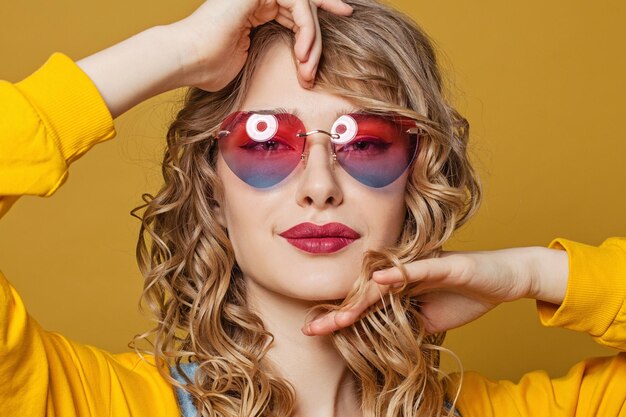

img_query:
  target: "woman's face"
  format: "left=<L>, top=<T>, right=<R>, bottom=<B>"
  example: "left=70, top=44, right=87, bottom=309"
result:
left=215, top=40, right=409, bottom=302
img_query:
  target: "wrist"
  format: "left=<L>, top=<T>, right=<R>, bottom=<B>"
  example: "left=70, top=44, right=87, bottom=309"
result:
left=162, top=13, right=221, bottom=90
left=142, top=25, right=188, bottom=91
left=528, top=246, right=569, bottom=305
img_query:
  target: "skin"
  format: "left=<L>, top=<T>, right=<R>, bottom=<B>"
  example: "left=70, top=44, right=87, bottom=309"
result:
left=213, top=40, right=408, bottom=416
left=77, top=0, right=354, bottom=117
left=305, top=246, right=569, bottom=336
left=215, top=40, right=408, bottom=302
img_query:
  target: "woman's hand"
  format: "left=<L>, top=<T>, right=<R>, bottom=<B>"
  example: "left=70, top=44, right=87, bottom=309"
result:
left=77, top=0, right=353, bottom=118
left=171, top=0, right=353, bottom=91
left=302, top=247, right=569, bottom=336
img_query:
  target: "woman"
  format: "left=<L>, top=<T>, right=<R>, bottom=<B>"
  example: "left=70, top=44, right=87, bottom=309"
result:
left=1, top=0, right=624, bottom=416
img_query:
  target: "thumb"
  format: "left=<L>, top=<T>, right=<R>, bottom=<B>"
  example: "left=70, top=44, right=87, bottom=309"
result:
left=418, top=291, right=490, bottom=334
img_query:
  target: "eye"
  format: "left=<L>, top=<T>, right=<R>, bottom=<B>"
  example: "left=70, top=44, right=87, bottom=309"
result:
left=246, top=114, right=278, bottom=142
left=337, top=136, right=391, bottom=154
left=331, top=115, right=358, bottom=144
left=241, top=139, right=293, bottom=152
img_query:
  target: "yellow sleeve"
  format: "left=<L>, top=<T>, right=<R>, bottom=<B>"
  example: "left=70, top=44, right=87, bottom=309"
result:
left=448, top=237, right=626, bottom=417
left=0, top=55, right=179, bottom=416
left=0, top=52, right=115, bottom=219
left=539, top=237, right=626, bottom=350
left=451, top=354, right=626, bottom=417
left=0, top=271, right=180, bottom=416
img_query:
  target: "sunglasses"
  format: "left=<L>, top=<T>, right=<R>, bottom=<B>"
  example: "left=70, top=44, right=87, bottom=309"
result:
left=215, top=111, right=422, bottom=188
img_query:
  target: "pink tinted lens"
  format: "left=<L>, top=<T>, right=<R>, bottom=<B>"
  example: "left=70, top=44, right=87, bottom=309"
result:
left=217, top=112, right=305, bottom=188
left=217, top=112, right=418, bottom=188
left=334, top=114, right=418, bottom=187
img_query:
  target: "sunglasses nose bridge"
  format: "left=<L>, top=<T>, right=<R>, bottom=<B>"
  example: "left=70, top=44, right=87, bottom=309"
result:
left=297, top=129, right=340, bottom=140
left=297, top=130, right=338, bottom=167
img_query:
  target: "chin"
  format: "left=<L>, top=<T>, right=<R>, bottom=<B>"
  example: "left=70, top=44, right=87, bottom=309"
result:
left=280, top=272, right=358, bottom=302
left=240, top=253, right=365, bottom=302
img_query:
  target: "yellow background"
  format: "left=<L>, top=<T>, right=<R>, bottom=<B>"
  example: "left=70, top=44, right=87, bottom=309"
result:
left=1, top=0, right=625, bottom=381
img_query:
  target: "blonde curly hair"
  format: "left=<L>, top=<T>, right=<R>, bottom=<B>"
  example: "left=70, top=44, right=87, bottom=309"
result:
left=131, top=1, right=481, bottom=416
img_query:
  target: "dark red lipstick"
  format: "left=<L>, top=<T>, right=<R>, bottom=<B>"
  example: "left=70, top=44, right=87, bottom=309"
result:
left=278, top=222, right=361, bottom=254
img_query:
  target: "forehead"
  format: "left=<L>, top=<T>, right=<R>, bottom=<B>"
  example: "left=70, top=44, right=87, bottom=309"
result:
left=240, top=40, right=358, bottom=123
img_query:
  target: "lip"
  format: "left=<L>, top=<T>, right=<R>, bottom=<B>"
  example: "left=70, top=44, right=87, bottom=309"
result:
left=278, top=222, right=361, bottom=254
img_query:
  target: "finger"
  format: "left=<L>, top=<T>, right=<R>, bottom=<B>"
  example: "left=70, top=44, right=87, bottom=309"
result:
left=291, top=2, right=321, bottom=88
left=278, top=6, right=293, bottom=18
left=274, top=14, right=296, bottom=31
left=372, top=257, right=455, bottom=287
left=285, top=0, right=317, bottom=63
left=312, top=0, right=354, bottom=15
left=298, top=2, right=322, bottom=83
left=302, top=280, right=390, bottom=336
left=301, top=310, right=344, bottom=336
left=276, top=7, right=296, bottom=27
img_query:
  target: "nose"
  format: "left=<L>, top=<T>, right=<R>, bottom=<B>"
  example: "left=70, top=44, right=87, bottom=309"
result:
left=295, top=133, right=343, bottom=209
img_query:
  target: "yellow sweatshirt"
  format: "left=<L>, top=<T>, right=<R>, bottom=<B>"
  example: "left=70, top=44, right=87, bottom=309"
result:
left=1, top=53, right=625, bottom=417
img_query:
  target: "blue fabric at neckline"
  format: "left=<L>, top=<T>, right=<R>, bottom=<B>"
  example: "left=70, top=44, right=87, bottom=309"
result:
left=170, top=363, right=199, bottom=417
left=169, top=362, right=460, bottom=417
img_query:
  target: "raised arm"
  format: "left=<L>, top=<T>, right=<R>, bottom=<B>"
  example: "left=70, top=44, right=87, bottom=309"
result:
left=305, top=237, right=626, bottom=348
left=304, top=237, right=626, bottom=416
left=446, top=238, right=626, bottom=417
left=76, top=0, right=354, bottom=118
left=0, top=0, right=354, bottom=217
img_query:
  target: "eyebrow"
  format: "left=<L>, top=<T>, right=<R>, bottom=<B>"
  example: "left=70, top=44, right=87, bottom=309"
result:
left=245, top=107, right=363, bottom=119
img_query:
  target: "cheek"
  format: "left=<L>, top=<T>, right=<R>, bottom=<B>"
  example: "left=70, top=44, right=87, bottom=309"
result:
left=359, top=178, right=409, bottom=247
left=216, top=155, right=255, bottom=257
left=216, top=154, right=283, bottom=278
left=216, top=153, right=262, bottom=228
left=219, top=187, right=270, bottom=284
